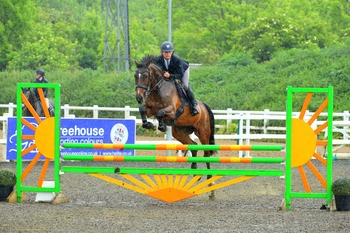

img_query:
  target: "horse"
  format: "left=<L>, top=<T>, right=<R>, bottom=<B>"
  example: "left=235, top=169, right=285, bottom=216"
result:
left=134, top=55, right=217, bottom=199
left=21, top=88, right=55, bottom=117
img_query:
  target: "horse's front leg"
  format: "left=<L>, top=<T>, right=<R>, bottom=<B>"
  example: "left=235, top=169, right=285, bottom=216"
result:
left=156, top=106, right=175, bottom=119
left=157, top=118, right=166, bottom=132
left=139, top=105, right=154, bottom=130
left=156, top=106, right=175, bottom=132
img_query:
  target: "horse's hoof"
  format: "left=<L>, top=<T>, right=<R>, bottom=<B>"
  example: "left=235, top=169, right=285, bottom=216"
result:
left=143, top=122, right=154, bottom=130
left=209, top=192, right=216, bottom=200
left=158, top=125, right=166, bottom=132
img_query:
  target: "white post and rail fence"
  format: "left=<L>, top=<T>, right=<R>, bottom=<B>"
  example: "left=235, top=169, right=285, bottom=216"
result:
left=1, top=103, right=350, bottom=161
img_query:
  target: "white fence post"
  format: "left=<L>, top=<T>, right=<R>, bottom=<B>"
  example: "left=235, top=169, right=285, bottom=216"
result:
left=125, top=106, right=130, bottom=119
left=264, top=109, right=269, bottom=134
left=245, top=113, right=251, bottom=157
left=227, top=108, right=232, bottom=126
left=344, top=111, right=349, bottom=140
left=63, top=104, right=70, bottom=118
left=93, top=105, right=98, bottom=118
left=238, top=113, right=244, bottom=157
left=1, top=114, right=8, bottom=161
left=8, top=103, right=15, bottom=116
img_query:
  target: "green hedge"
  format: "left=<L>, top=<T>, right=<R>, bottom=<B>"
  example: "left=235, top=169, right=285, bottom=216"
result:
left=1, top=42, right=350, bottom=119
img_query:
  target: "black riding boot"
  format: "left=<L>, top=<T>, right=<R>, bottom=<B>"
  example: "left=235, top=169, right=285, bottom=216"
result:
left=186, top=87, right=199, bottom=116
left=48, top=105, right=54, bottom=116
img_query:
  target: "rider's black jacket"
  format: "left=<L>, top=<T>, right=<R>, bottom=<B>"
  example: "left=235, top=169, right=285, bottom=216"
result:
left=33, top=77, right=49, bottom=98
left=154, top=54, right=189, bottom=81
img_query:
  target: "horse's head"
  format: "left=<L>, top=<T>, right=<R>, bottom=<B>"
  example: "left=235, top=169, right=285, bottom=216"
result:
left=22, top=87, right=30, bottom=93
left=134, top=55, right=165, bottom=104
left=134, top=59, right=151, bottom=104
left=21, top=88, right=33, bottom=101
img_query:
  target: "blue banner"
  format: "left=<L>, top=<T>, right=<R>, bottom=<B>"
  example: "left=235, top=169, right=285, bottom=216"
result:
left=7, top=117, right=136, bottom=160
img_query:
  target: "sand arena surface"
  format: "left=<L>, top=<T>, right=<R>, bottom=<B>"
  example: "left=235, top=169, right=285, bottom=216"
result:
left=1, top=136, right=350, bottom=232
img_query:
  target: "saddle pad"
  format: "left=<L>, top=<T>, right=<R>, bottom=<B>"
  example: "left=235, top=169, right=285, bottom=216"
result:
left=175, top=81, right=190, bottom=106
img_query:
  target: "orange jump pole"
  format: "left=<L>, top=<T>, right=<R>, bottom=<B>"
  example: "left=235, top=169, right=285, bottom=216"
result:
left=63, top=155, right=284, bottom=164
left=63, top=143, right=284, bottom=151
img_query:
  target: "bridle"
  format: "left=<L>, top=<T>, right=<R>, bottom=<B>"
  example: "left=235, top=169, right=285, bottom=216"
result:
left=22, top=88, right=33, bottom=102
left=135, top=69, right=151, bottom=90
left=135, top=68, right=166, bottom=98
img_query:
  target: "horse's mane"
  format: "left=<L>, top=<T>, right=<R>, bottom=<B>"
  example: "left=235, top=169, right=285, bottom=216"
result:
left=137, top=55, right=163, bottom=72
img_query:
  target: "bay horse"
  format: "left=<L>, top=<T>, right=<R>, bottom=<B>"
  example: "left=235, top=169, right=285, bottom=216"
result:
left=22, top=88, right=55, bottom=117
left=134, top=55, right=216, bottom=199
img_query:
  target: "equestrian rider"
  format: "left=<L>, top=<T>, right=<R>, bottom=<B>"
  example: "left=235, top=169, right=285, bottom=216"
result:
left=154, top=41, right=199, bottom=116
left=34, top=68, right=53, bottom=114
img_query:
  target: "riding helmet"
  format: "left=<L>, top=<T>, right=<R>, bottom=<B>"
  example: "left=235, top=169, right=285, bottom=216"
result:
left=35, top=68, right=45, bottom=77
left=160, top=41, right=174, bottom=52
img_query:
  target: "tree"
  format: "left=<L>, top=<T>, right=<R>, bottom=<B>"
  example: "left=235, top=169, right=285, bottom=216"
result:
left=7, top=22, right=78, bottom=71
left=0, top=0, right=36, bottom=70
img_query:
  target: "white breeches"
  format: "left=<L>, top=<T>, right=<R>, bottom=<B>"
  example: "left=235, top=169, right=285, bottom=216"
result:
left=182, top=68, right=190, bottom=89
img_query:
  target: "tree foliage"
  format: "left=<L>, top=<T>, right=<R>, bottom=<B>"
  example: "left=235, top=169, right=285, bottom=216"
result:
left=1, top=41, right=349, bottom=117
left=0, top=0, right=36, bottom=70
left=1, top=0, right=350, bottom=70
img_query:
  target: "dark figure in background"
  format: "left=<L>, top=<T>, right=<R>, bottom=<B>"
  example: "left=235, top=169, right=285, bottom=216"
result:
left=34, top=68, right=53, bottom=115
left=34, top=68, right=48, bottom=98
left=154, top=41, right=199, bottom=116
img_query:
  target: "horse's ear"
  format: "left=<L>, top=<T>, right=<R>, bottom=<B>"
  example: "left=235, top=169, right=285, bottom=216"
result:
left=135, top=60, right=139, bottom=67
left=146, top=59, right=151, bottom=67
left=149, top=65, right=155, bottom=76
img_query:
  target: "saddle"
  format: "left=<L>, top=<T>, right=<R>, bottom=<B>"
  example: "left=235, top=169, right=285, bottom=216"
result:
left=174, top=80, right=190, bottom=106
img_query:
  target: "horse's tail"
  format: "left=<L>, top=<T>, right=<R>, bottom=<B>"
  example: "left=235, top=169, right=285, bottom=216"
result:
left=203, top=102, right=217, bottom=155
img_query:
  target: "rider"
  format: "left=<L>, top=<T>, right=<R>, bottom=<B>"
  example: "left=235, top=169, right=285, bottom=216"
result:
left=33, top=68, right=53, bottom=114
left=154, top=41, right=199, bottom=116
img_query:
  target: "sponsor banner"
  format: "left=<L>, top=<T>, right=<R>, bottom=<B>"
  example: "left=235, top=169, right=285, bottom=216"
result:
left=7, top=118, right=136, bottom=160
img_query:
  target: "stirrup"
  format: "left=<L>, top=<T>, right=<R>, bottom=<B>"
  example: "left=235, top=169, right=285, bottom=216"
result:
left=49, top=107, right=54, bottom=116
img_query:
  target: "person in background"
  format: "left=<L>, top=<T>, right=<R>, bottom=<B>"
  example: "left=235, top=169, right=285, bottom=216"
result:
left=154, top=41, right=199, bottom=116
left=34, top=68, right=53, bottom=114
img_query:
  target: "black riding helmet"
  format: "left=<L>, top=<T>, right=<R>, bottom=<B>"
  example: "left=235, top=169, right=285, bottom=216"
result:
left=160, top=41, right=174, bottom=52
left=35, top=68, right=45, bottom=77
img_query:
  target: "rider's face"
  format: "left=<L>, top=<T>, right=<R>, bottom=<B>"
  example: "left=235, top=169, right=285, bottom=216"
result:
left=162, top=51, right=173, bottom=60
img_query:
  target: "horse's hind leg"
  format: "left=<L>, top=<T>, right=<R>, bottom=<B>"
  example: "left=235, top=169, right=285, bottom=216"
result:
left=205, top=151, right=215, bottom=200
left=204, top=151, right=212, bottom=180
left=172, top=126, right=197, bottom=168
left=190, top=149, right=198, bottom=169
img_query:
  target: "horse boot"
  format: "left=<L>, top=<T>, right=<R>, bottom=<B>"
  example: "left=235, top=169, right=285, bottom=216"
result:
left=186, top=87, right=199, bottom=116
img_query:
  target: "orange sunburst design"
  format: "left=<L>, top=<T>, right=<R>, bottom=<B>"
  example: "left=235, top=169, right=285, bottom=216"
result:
left=20, top=88, right=55, bottom=187
left=89, top=173, right=256, bottom=203
left=291, top=93, right=329, bottom=193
